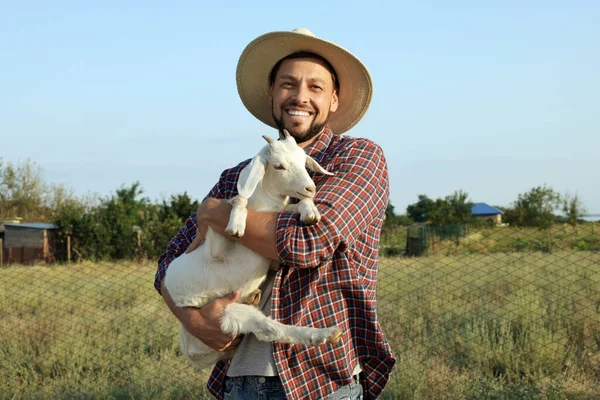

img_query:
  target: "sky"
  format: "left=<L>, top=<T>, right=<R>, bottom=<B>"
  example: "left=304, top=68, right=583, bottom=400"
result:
left=1, top=1, right=599, bottom=215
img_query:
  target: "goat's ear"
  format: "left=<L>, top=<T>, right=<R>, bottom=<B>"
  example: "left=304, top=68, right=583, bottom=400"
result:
left=306, top=155, right=334, bottom=176
left=237, top=155, right=266, bottom=199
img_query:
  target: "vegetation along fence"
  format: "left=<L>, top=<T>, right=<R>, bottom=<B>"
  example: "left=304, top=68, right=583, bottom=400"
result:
left=2, top=222, right=600, bottom=399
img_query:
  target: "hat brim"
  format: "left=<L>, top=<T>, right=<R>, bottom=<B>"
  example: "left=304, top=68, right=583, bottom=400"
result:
left=236, top=30, right=373, bottom=135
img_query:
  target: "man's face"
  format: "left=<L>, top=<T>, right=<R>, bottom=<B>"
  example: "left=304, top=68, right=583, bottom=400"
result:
left=270, top=57, right=339, bottom=144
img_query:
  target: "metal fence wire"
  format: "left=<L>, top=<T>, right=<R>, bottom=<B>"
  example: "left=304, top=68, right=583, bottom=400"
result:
left=1, top=223, right=599, bottom=399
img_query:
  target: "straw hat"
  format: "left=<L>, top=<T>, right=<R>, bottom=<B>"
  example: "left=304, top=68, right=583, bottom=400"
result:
left=236, top=28, right=373, bottom=135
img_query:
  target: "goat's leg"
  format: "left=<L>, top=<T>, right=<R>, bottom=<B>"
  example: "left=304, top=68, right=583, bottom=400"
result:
left=283, top=203, right=299, bottom=213
left=283, top=200, right=321, bottom=225
left=221, top=303, right=342, bottom=346
left=225, top=196, right=248, bottom=238
left=297, top=199, right=321, bottom=225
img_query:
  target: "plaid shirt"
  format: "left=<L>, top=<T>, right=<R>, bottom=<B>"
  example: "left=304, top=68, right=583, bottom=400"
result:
left=155, top=128, right=396, bottom=399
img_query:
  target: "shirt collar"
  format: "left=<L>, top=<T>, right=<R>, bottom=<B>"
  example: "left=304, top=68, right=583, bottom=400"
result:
left=303, top=126, right=335, bottom=164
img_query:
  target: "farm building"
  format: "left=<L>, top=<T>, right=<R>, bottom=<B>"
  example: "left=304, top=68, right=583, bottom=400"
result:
left=0, top=222, right=60, bottom=265
left=471, top=203, right=504, bottom=225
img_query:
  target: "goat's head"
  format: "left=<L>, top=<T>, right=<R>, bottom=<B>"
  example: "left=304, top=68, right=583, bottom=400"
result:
left=237, top=130, right=333, bottom=200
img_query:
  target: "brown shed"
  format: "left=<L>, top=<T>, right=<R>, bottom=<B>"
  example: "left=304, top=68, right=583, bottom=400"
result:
left=0, top=222, right=59, bottom=265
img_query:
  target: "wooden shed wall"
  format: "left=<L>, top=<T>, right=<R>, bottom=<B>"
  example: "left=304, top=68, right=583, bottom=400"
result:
left=1, top=226, right=60, bottom=265
left=4, top=226, right=46, bottom=248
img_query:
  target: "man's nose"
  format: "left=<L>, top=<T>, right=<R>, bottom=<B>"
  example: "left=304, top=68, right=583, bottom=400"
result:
left=293, top=84, right=310, bottom=104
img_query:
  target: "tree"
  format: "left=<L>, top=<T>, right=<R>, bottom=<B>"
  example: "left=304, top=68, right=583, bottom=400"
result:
left=505, top=185, right=561, bottom=229
left=562, top=192, right=586, bottom=227
left=406, top=195, right=435, bottom=223
left=0, top=158, right=79, bottom=221
left=383, top=200, right=414, bottom=228
left=52, top=182, right=149, bottom=260
left=0, top=158, right=46, bottom=220
left=142, top=192, right=200, bottom=258
left=406, top=191, right=474, bottom=225
left=428, top=190, right=475, bottom=225
left=158, top=192, right=199, bottom=222
left=100, top=182, right=149, bottom=259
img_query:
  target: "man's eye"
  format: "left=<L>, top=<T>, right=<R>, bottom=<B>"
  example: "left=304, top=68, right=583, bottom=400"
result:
left=274, top=165, right=286, bottom=170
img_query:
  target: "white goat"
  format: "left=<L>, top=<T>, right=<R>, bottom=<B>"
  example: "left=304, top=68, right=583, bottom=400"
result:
left=164, top=130, right=342, bottom=369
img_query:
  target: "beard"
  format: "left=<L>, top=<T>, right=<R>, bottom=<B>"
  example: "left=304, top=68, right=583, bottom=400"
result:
left=272, top=100, right=327, bottom=144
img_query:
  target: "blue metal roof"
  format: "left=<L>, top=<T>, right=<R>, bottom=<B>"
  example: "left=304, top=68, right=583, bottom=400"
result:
left=1, top=222, right=59, bottom=230
left=471, top=203, right=504, bottom=216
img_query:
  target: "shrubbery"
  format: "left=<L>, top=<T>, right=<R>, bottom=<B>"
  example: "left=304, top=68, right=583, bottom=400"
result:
left=52, top=183, right=198, bottom=261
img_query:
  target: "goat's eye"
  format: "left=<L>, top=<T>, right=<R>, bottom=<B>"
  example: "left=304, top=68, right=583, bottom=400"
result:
left=274, top=165, right=286, bottom=171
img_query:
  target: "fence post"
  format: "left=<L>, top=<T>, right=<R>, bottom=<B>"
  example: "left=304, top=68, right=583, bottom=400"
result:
left=0, top=238, right=2, bottom=267
left=137, top=230, right=142, bottom=263
left=67, top=236, right=71, bottom=263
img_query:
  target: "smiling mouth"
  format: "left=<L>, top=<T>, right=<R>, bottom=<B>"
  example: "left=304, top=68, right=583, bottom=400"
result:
left=286, top=109, right=313, bottom=117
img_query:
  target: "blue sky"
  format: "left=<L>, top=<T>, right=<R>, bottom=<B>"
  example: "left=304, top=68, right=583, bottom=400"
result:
left=1, top=1, right=599, bottom=214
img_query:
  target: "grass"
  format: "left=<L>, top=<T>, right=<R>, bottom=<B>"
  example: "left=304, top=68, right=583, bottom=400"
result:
left=378, top=251, right=600, bottom=399
left=381, top=223, right=600, bottom=256
left=1, top=245, right=600, bottom=399
left=0, top=261, right=212, bottom=400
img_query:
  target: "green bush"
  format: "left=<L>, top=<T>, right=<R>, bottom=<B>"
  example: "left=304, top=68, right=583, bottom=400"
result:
left=52, top=183, right=199, bottom=261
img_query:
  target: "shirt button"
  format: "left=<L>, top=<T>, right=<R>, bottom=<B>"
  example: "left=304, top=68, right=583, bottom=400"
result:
left=258, top=377, right=266, bottom=383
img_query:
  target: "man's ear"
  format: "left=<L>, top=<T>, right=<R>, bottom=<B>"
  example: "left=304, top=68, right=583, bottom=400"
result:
left=330, top=90, right=339, bottom=113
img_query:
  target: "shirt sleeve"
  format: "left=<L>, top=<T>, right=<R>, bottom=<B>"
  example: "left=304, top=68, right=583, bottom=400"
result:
left=276, top=139, right=389, bottom=269
left=153, top=168, right=235, bottom=294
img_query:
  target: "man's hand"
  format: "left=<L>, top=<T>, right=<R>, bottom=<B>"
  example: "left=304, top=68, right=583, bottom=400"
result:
left=185, top=291, right=242, bottom=351
left=162, top=283, right=241, bottom=351
left=186, top=198, right=231, bottom=254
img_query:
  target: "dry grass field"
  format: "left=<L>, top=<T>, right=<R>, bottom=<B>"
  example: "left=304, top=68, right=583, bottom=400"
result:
left=1, top=245, right=599, bottom=399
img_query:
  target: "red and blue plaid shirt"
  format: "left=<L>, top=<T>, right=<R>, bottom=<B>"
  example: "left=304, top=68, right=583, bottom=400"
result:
left=155, top=128, right=396, bottom=399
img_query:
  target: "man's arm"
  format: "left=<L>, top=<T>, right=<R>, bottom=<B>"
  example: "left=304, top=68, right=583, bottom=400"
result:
left=187, top=198, right=279, bottom=261
left=161, top=281, right=241, bottom=351
left=275, top=139, right=389, bottom=269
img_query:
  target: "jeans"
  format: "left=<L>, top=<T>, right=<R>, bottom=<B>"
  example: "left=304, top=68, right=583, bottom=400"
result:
left=223, top=375, right=363, bottom=400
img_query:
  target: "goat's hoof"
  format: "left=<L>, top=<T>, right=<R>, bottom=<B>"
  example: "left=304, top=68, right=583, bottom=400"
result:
left=302, top=216, right=320, bottom=225
left=327, top=328, right=343, bottom=344
left=245, top=289, right=262, bottom=306
left=225, top=228, right=244, bottom=238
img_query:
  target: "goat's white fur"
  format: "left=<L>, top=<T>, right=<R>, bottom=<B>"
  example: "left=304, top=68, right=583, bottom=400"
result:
left=164, top=130, right=341, bottom=369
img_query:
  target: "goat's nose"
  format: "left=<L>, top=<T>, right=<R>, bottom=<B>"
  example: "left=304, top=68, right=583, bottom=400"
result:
left=306, top=186, right=315, bottom=194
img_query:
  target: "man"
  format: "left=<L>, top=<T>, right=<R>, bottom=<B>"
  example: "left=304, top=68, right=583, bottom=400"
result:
left=155, top=28, right=395, bottom=399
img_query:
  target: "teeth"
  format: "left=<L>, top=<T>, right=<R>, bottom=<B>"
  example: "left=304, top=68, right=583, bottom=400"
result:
left=288, top=110, right=310, bottom=116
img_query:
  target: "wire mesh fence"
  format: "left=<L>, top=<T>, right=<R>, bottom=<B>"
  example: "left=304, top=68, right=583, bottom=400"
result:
left=1, top=223, right=599, bottom=399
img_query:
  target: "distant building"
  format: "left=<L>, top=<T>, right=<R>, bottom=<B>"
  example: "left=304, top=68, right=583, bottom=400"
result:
left=471, top=203, right=504, bottom=225
left=0, top=222, right=59, bottom=265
